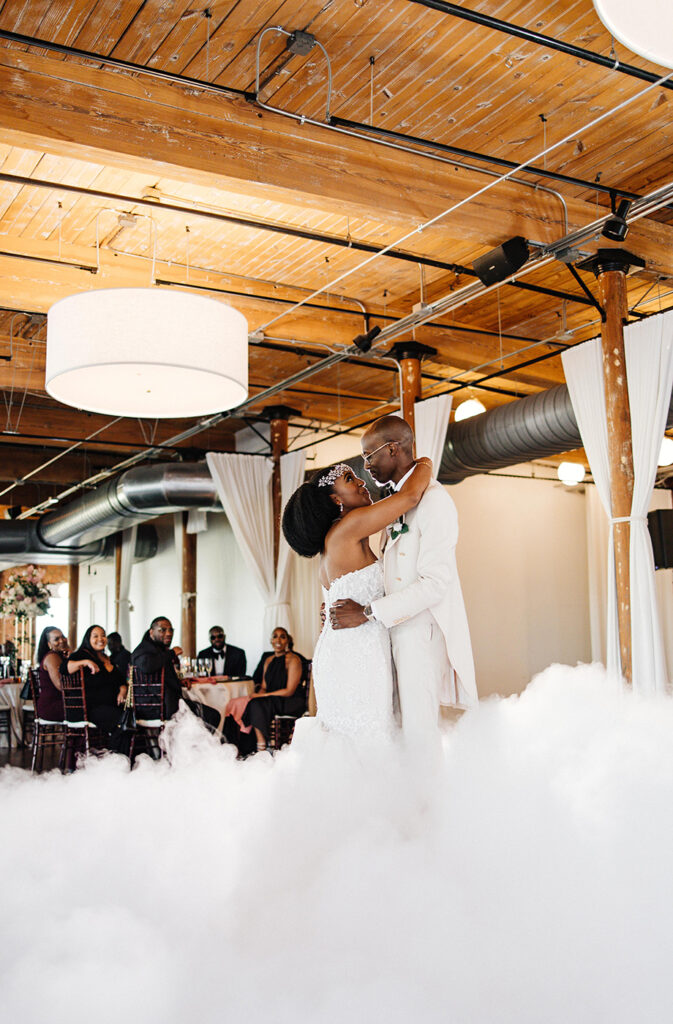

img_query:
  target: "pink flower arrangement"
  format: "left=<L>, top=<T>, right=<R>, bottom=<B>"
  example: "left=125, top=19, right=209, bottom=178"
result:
left=0, top=565, right=51, bottom=620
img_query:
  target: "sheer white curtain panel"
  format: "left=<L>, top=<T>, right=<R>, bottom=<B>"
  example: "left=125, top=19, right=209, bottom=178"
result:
left=415, top=394, right=453, bottom=477
left=206, top=451, right=305, bottom=638
left=562, top=308, right=673, bottom=692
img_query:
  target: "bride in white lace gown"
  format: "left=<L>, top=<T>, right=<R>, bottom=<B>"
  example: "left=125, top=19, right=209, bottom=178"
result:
left=282, top=458, right=431, bottom=739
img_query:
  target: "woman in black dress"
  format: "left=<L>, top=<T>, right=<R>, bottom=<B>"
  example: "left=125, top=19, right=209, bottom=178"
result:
left=34, top=626, right=93, bottom=722
left=68, top=624, right=127, bottom=749
left=223, top=627, right=306, bottom=754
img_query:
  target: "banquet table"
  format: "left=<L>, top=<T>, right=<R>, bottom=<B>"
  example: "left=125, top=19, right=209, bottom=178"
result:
left=182, top=676, right=253, bottom=726
left=0, top=678, right=25, bottom=747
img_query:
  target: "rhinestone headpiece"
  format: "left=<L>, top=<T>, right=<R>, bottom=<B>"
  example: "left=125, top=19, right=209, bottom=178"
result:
left=317, top=463, right=351, bottom=488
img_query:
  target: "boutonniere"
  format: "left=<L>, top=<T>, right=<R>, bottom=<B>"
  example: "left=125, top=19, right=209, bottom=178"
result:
left=390, top=516, right=409, bottom=541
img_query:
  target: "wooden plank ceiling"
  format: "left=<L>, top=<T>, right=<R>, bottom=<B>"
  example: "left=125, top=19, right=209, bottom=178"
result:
left=0, top=0, right=672, bottom=509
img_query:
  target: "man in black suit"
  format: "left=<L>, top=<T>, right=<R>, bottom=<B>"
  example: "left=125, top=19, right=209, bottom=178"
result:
left=131, top=615, right=219, bottom=729
left=197, top=626, right=247, bottom=679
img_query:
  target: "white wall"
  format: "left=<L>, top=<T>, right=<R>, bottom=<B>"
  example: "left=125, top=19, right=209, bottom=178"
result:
left=450, top=472, right=591, bottom=697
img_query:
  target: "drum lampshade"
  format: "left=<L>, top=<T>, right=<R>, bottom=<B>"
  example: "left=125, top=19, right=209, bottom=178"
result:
left=46, top=288, right=248, bottom=418
left=593, top=0, right=673, bottom=69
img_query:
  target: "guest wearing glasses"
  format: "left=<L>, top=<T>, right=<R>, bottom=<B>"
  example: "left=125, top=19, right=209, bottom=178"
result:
left=197, top=626, right=247, bottom=679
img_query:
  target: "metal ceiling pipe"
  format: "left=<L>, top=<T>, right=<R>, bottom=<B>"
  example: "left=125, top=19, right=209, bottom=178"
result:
left=439, top=385, right=673, bottom=482
left=38, top=463, right=222, bottom=548
left=0, top=522, right=157, bottom=567
left=406, top=0, right=673, bottom=93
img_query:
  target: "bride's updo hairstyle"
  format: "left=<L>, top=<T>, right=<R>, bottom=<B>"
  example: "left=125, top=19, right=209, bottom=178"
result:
left=282, top=464, right=346, bottom=558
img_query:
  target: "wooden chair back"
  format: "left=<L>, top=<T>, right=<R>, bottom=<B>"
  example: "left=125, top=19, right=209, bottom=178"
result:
left=131, top=667, right=165, bottom=724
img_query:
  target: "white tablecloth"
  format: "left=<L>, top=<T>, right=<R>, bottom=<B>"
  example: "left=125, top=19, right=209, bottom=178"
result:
left=182, top=679, right=252, bottom=727
left=0, top=681, right=25, bottom=747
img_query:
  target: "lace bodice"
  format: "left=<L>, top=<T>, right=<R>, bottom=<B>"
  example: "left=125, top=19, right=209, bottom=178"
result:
left=311, top=561, right=393, bottom=738
left=322, top=560, right=384, bottom=609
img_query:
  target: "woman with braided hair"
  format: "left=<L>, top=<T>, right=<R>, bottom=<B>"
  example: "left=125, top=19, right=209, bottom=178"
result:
left=282, top=457, right=431, bottom=738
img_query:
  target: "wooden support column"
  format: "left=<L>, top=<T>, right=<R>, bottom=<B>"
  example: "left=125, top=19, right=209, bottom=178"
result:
left=264, top=405, right=299, bottom=571
left=388, top=342, right=437, bottom=432
left=67, top=563, right=79, bottom=650
left=181, top=511, right=197, bottom=658
left=584, top=248, right=645, bottom=683
left=114, top=533, right=122, bottom=633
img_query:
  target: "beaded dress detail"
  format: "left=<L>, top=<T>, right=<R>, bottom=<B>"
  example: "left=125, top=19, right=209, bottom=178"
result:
left=312, top=561, right=394, bottom=737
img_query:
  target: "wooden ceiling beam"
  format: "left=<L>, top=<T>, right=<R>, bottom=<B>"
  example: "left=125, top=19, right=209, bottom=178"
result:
left=2, top=47, right=673, bottom=274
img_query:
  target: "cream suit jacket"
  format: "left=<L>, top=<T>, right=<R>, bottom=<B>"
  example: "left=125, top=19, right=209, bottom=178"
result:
left=370, top=479, right=478, bottom=708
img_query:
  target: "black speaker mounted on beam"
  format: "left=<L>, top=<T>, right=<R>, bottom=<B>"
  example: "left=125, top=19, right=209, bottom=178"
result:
left=472, top=236, right=530, bottom=286
left=647, top=509, right=673, bottom=569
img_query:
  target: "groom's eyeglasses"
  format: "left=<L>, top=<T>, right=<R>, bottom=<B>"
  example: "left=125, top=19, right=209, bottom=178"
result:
left=362, top=440, right=395, bottom=466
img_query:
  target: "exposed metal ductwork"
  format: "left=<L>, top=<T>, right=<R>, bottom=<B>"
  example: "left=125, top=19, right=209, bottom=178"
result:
left=439, top=385, right=580, bottom=482
left=38, top=462, right=222, bottom=548
left=0, top=520, right=158, bottom=567
left=0, top=463, right=220, bottom=565
left=439, top=384, right=673, bottom=483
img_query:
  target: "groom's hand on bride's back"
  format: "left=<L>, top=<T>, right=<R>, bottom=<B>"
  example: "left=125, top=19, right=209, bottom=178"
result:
left=330, top=599, right=367, bottom=629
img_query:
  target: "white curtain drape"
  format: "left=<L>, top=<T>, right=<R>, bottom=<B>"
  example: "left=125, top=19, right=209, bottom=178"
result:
left=206, top=450, right=305, bottom=638
left=116, top=524, right=137, bottom=643
left=562, top=309, right=673, bottom=692
left=272, top=450, right=307, bottom=636
left=415, top=394, right=453, bottom=477
left=624, top=314, right=673, bottom=693
left=562, top=338, right=619, bottom=675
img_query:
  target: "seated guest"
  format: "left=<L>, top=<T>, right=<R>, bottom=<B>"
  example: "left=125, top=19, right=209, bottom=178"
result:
left=131, top=616, right=219, bottom=730
left=35, top=626, right=91, bottom=722
left=223, top=627, right=307, bottom=755
left=197, top=626, right=246, bottom=678
left=107, top=631, right=131, bottom=681
left=68, top=625, right=127, bottom=750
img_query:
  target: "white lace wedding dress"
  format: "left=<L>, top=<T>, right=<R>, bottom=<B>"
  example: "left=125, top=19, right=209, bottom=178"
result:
left=309, top=561, right=395, bottom=738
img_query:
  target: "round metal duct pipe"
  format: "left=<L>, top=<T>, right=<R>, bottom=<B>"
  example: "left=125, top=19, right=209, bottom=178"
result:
left=38, top=462, right=221, bottom=548
left=439, top=383, right=673, bottom=483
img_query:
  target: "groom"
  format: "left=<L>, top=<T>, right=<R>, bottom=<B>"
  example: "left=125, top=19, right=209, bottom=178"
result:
left=330, top=414, right=477, bottom=745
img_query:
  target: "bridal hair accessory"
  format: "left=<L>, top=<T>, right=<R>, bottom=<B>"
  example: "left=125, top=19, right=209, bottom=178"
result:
left=317, top=464, right=351, bottom=488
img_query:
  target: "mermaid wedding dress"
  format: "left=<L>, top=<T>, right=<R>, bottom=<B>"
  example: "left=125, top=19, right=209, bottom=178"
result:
left=309, top=561, right=395, bottom=738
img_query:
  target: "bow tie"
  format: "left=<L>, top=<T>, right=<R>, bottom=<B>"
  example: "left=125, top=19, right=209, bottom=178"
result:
left=381, top=483, right=395, bottom=498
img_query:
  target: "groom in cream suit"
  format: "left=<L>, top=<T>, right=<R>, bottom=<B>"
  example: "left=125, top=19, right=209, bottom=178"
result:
left=330, top=415, right=477, bottom=745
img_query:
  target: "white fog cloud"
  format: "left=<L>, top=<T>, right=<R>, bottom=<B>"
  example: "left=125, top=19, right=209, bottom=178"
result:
left=1, top=663, right=673, bottom=1023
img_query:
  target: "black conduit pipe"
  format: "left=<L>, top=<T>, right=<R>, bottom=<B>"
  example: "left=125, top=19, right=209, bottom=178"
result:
left=406, top=0, right=673, bottom=92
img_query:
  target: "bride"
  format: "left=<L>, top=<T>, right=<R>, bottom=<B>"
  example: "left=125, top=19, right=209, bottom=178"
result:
left=282, top=458, right=431, bottom=737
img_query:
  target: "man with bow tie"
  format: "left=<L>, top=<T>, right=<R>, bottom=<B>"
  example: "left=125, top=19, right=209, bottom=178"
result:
left=330, top=414, right=477, bottom=747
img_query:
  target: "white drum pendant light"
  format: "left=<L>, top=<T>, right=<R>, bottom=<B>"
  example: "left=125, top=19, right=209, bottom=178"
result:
left=46, top=288, right=248, bottom=418
left=593, top=0, right=673, bottom=69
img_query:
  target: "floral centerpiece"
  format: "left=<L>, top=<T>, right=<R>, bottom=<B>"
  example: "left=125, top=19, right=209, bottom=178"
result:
left=0, top=565, right=51, bottom=620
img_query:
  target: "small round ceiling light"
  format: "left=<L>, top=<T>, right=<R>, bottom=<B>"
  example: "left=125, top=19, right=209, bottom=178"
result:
left=454, top=398, right=486, bottom=422
left=46, top=288, right=248, bottom=418
left=557, top=462, right=586, bottom=486
left=658, top=436, right=673, bottom=467
left=593, top=0, right=673, bottom=69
